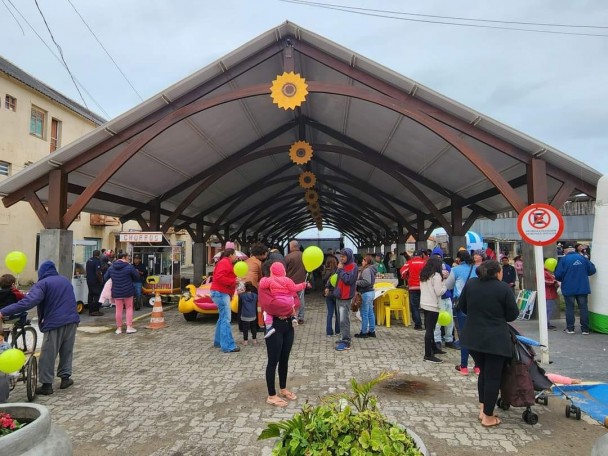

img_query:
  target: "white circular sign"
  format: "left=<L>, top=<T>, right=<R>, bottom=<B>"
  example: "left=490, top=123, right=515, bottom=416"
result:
left=517, top=203, right=564, bottom=246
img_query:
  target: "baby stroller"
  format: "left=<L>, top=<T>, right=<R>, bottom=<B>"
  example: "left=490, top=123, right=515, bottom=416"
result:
left=496, top=325, right=580, bottom=425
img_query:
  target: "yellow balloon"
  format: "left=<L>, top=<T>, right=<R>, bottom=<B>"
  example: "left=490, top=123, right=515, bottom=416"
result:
left=438, top=310, right=452, bottom=326
left=233, top=261, right=248, bottom=278
left=302, top=246, right=323, bottom=272
left=0, top=348, right=26, bottom=374
left=330, top=274, right=338, bottom=287
left=5, top=251, right=27, bottom=275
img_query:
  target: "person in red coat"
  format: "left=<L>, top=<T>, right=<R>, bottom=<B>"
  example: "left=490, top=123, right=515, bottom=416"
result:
left=211, top=249, right=240, bottom=353
left=400, top=250, right=427, bottom=330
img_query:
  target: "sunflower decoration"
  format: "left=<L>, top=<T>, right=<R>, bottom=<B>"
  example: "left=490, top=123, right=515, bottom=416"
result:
left=270, top=72, right=308, bottom=110
left=304, top=189, right=318, bottom=204
left=298, top=171, right=316, bottom=189
left=289, top=141, right=313, bottom=165
left=307, top=202, right=320, bottom=212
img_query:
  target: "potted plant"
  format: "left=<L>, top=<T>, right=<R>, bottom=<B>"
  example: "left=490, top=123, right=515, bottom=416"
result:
left=0, top=403, right=72, bottom=455
left=258, top=371, right=429, bottom=456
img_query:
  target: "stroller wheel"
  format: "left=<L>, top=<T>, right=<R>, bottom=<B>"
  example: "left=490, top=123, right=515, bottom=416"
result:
left=565, top=405, right=571, bottom=418
left=543, top=396, right=549, bottom=406
left=574, top=406, right=581, bottom=420
left=527, top=412, right=539, bottom=425
left=497, top=398, right=510, bottom=411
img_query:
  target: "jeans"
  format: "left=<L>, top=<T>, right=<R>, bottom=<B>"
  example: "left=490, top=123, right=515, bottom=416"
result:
left=211, top=291, right=237, bottom=352
left=409, top=290, right=422, bottom=328
left=434, top=298, right=454, bottom=343
left=325, top=295, right=340, bottom=335
left=87, top=282, right=102, bottom=313
left=564, top=294, right=589, bottom=332
left=470, top=351, right=508, bottom=416
left=133, top=282, right=143, bottom=298
left=455, top=309, right=472, bottom=368
left=337, top=299, right=351, bottom=341
left=424, top=310, right=439, bottom=357
left=546, top=299, right=556, bottom=326
left=360, top=291, right=376, bottom=334
left=265, top=317, right=294, bottom=396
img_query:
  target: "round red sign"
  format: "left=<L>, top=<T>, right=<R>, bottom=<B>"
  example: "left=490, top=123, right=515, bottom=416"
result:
left=517, top=203, right=564, bottom=246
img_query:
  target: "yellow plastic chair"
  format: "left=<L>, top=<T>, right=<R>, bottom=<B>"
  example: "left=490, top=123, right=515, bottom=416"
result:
left=383, top=288, right=411, bottom=327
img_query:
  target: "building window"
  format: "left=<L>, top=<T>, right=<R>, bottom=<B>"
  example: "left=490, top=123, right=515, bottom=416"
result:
left=0, top=161, right=10, bottom=176
left=50, top=118, right=61, bottom=152
left=30, top=106, right=45, bottom=138
left=4, top=95, right=16, bottom=111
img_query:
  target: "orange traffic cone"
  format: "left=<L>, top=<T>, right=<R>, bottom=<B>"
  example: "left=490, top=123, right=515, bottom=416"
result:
left=145, top=292, right=167, bottom=329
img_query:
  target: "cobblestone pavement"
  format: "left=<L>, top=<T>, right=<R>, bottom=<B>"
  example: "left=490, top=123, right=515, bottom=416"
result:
left=8, top=295, right=606, bottom=455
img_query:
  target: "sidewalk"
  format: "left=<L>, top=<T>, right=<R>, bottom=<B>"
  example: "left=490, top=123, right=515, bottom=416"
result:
left=9, top=294, right=607, bottom=455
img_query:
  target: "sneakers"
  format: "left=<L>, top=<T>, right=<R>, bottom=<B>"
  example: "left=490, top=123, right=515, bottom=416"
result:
left=264, top=327, right=276, bottom=339
left=433, top=349, right=447, bottom=355
left=115, top=328, right=122, bottom=335
left=354, top=332, right=368, bottom=338
left=565, top=329, right=575, bottom=334
left=228, top=347, right=241, bottom=353
left=473, top=366, right=481, bottom=375
left=456, top=365, right=469, bottom=375
left=89, top=311, right=104, bottom=317
left=423, top=355, right=443, bottom=363
left=60, top=377, right=74, bottom=390
left=335, top=342, right=351, bottom=351
left=414, top=326, right=424, bottom=331
left=548, top=325, right=557, bottom=330
left=367, top=331, right=376, bottom=338
left=582, top=331, right=590, bottom=335
left=445, top=341, right=461, bottom=349
left=292, top=319, right=299, bottom=328
left=126, top=327, right=137, bottom=334
left=35, top=383, right=54, bottom=395
left=297, top=319, right=304, bottom=325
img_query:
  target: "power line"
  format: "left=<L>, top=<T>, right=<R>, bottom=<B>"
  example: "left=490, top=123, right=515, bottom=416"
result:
left=1, top=0, right=24, bottom=35
left=280, top=0, right=608, bottom=37
left=5, top=0, right=109, bottom=117
left=65, top=0, right=144, bottom=101
left=283, top=0, right=608, bottom=29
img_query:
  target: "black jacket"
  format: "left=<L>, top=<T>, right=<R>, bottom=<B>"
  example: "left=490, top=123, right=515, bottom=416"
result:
left=459, top=278, right=519, bottom=358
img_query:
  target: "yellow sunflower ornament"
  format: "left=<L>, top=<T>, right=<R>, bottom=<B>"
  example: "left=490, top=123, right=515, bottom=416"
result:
left=289, top=141, right=313, bottom=165
left=298, top=171, right=316, bottom=189
left=270, top=72, right=308, bottom=110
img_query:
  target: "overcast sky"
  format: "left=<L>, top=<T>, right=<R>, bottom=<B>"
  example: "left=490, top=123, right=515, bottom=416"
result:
left=1, top=0, right=606, bottom=177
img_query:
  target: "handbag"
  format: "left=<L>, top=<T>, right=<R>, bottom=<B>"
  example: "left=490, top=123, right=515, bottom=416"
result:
left=453, top=265, right=474, bottom=313
left=350, top=292, right=362, bottom=312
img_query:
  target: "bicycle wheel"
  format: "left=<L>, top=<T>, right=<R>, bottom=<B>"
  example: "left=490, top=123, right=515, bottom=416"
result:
left=12, top=326, right=38, bottom=354
left=26, top=356, right=38, bottom=402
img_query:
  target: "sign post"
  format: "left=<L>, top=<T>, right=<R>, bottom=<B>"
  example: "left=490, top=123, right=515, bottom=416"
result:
left=517, top=203, right=565, bottom=364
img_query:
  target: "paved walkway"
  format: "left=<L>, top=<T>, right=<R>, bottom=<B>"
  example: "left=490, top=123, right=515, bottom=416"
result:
left=8, top=295, right=607, bottom=455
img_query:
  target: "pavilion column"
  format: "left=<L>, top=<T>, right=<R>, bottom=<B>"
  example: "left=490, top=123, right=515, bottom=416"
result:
left=416, top=219, right=427, bottom=252
left=192, top=222, right=206, bottom=286
left=396, top=224, right=406, bottom=259
left=39, top=229, right=73, bottom=280
left=149, top=199, right=161, bottom=231
left=450, top=200, right=466, bottom=258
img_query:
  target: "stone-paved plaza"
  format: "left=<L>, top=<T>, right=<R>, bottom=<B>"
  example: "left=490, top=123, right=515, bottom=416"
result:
left=8, top=294, right=607, bottom=455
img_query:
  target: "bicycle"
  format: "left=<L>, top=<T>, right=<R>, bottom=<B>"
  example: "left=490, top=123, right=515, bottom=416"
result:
left=1, top=317, right=38, bottom=401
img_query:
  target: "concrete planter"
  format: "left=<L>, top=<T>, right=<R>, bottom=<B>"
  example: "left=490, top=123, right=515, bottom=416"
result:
left=398, top=425, right=429, bottom=456
left=0, top=403, right=72, bottom=455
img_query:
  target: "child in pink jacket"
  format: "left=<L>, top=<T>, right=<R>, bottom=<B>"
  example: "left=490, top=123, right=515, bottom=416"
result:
left=258, top=262, right=308, bottom=338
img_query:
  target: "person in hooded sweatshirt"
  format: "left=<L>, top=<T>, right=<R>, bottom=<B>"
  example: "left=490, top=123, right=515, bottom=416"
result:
left=0, top=260, right=80, bottom=395
left=258, top=262, right=308, bottom=338
left=104, top=252, right=139, bottom=335
left=334, top=248, right=358, bottom=351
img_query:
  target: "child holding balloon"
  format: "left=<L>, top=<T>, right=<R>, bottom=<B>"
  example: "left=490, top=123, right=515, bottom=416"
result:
left=258, top=262, right=309, bottom=338
left=544, top=258, right=559, bottom=330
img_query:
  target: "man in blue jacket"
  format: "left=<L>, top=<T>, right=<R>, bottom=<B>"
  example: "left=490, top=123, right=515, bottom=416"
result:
left=0, top=260, right=80, bottom=395
left=554, top=245, right=596, bottom=335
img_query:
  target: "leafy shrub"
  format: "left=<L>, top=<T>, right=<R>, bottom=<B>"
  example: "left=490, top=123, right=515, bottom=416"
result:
left=259, top=371, right=424, bottom=456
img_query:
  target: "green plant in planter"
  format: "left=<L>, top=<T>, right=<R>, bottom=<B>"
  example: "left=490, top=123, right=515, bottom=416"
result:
left=258, top=371, right=424, bottom=456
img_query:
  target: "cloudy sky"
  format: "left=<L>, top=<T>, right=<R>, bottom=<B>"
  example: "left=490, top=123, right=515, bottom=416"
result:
left=2, top=0, right=607, bottom=177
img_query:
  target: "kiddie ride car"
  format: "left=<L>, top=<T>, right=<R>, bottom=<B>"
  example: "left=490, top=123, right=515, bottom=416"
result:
left=178, top=281, right=238, bottom=322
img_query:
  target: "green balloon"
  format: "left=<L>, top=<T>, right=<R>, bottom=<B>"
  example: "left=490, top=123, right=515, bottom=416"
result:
left=330, top=274, right=338, bottom=287
left=0, top=348, right=26, bottom=374
left=302, top=246, right=323, bottom=272
left=437, top=310, right=452, bottom=326
left=233, top=261, right=249, bottom=278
